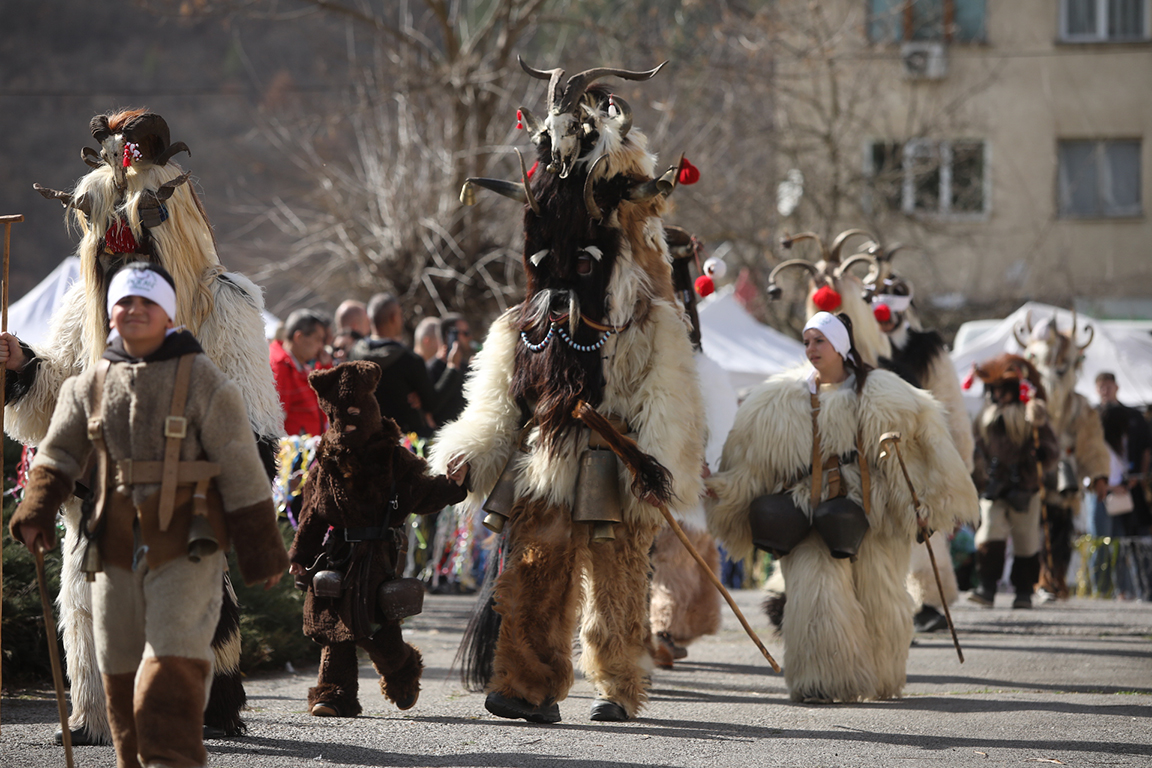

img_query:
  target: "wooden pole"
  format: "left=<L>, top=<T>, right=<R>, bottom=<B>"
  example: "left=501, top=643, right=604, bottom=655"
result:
left=1, top=213, right=24, bottom=734
left=36, top=545, right=74, bottom=768
left=573, top=403, right=781, bottom=673
left=879, top=431, right=964, bottom=663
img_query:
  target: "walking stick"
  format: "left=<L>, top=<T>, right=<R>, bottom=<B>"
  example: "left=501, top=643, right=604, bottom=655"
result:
left=36, top=545, right=75, bottom=768
left=878, top=432, right=964, bottom=664
left=573, top=402, right=781, bottom=673
left=1, top=213, right=24, bottom=733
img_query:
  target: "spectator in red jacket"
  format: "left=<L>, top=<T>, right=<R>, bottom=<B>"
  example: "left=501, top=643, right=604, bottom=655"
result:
left=270, top=309, right=331, bottom=436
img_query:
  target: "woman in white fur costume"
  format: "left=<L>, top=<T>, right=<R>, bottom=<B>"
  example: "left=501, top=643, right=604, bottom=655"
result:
left=4, top=109, right=283, bottom=744
left=706, top=312, right=977, bottom=703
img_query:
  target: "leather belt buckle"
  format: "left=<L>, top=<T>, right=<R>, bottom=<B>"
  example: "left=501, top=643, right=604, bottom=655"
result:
left=165, top=416, right=187, bottom=439
left=118, top=459, right=133, bottom=486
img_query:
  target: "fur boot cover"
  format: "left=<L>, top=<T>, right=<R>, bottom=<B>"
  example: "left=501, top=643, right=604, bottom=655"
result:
left=649, top=524, right=721, bottom=647
left=289, top=362, right=465, bottom=712
left=706, top=367, right=978, bottom=702
left=7, top=110, right=283, bottom=742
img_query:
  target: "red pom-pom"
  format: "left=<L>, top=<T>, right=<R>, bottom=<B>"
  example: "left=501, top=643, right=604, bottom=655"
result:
left=1019, top=380, right=1034, bottom=404
left=812, top=285, right=842, bottom=312
left=961, top=367, right=975, bottom=391
left=122, top=146, right=132, bottom=168
left=678, top=157, right=700, bottom=185
left=694, top=274, right=715, bottom=297
left=873, top=304, right=892, bottom=323
left=516, top=109, right=524, bottom=130
left=527, top=160, right=538, bottom=179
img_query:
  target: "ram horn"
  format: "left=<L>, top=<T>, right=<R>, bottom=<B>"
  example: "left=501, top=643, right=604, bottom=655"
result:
left=154, top=141, right=191, bottom=166
left=779, top=232, right=830, bottom=262
left=516, top=149, right=540, bottom=216
left=766, top=259, right=822, bottom=301
left=1077, top=323, right=1095, bottom=351
left=81, top=146, right=102, bottom=168
left=1023, top=308, right=1034, bottom=336
left=153, top=171, right=192, bottom=201
left=625, top=166, right=677, bottom=202
left=834, top=252, right=882, bottom=285
left=459, top=177, right=528, bottom=207
left=607, top=94, right=633, bottom=140
left=518, top=56, right=567, bottom=114
left=828, top=228, right=878, bottom=264
left=584, top=154, right=609, bottom=220
left=557, top=62, right=667, bottom=114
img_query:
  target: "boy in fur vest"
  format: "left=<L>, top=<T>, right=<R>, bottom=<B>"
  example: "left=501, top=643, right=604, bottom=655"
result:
left=288, top=361, right=467, bottom=717
left=7, top=261, right=289, bottom=768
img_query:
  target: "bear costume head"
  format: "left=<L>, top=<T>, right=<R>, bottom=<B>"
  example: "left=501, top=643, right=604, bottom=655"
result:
left=308, top=361, right=398, bottom=446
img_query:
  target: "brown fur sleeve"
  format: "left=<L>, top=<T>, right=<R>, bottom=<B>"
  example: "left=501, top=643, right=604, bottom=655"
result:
left=227, top=499, right=290, bottom=586
left=8, top=465, right=75, bottom=549
left=392, top=449, right=468, bottom=520
left=287, top=474, right=331, bottom=567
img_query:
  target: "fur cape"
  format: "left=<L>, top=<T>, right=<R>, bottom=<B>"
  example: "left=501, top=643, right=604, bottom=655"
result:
left=428, top=298, right=704, bottom=527
left=705, top=367, right=978, bottom=702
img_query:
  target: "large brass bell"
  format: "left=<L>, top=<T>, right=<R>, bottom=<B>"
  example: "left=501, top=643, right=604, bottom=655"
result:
left=483, top=450, right=525, bottom=534
left=81, top=538, right=103, bottom=582
left=187, top=513, right=219, bottom=563
left=573, top=448, right=623, bottom=542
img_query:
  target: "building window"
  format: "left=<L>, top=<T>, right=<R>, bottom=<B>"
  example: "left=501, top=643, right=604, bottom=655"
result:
left=1058, top=140, right=1142, bottom=218
left=1060, top=0, right=1150, bottom=42
left=869, top=139, right=987, bottom=215
left=868, top=0, right=986, bottom=43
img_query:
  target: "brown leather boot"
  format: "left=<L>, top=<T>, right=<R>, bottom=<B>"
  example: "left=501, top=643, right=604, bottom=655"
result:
left=104, top=672, right=143, bottom=768
left=135, top=656, right=211, bottom=768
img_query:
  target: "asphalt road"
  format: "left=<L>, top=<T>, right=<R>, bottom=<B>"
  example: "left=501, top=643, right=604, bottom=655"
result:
left=3, top=590, right=1150, bottom=767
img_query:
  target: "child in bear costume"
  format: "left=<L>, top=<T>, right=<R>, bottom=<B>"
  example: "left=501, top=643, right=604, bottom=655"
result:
left=288, top=361, right=467, bottom=717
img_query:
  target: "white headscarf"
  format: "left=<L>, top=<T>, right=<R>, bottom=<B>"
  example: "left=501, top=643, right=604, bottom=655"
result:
left=106, top=265, right=178, bottom=342
left=871, top=292, right=912, bottom=314
left=803, top=311, right=851, bottom=360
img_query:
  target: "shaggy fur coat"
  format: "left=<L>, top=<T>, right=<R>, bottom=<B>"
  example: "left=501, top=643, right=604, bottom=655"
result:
left=706, top=367, right=978, bottom=702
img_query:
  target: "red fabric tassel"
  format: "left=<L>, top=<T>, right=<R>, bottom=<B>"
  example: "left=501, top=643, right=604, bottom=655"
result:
left=104, top=217, right=138, bottom=254
left=678, top=157, right=700, bottom=185
left=961, top=367, right=976, bottom=391
left=812, top=285, right=842, bottom=312
left=694, top=275, right=715, bottom=297
left=527, top=161, right=538, bottom=179
left=1019, top=380, right=1034, bottom=404
left=873, top=304, right=892, bottom=323
left=516, top=109, right=524, bottom=130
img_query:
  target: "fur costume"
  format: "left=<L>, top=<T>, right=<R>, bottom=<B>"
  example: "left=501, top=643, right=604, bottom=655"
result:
left=432, top=61, right=705, bottom=721
left=6, top=110, right=284, bottom=743
left=288, top=362, right=466, bottom=716
left=1020, top=314, right=1110, bottom=599
left=969, top=354, right=1060, bottom=607
left=706, top=367, right=977, bottom=702
left=9, top=331, right=288, bottom=768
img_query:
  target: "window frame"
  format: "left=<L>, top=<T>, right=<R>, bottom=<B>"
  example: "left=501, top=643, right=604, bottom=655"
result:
left=1057, top=138, right=1144, bottom=219
left=865, top=138, right=991, bottom=219
left=1058, top=0, right=1151, bottom=43
left=866, top=0, right=987, bottom=44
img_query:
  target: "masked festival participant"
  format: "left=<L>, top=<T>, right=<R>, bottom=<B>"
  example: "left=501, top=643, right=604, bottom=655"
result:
left=707, top=312, right=977, bottom=703
left=8, top=261, right=289, bottom=768
left=870, top=275, right=975, bottom=632
left=430, top=59, right=705, bottom=723
left=2, top=110, right=284, bottom=745
left=968, top=353, right=1060, bottom=608
left=1018, top=314, right=1110, bottom=601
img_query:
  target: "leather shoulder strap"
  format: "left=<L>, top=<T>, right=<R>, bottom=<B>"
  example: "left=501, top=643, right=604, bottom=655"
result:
left=810, top=392, right=822, bottom=509
left=857, top=434, right=872, bottom=519
left=87, top=359, right=112, bottom=533
left=158, top=354, right=196, bottom=532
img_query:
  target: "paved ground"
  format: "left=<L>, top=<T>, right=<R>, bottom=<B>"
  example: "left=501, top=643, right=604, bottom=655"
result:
left=3, top=590, right=1150, bottom=767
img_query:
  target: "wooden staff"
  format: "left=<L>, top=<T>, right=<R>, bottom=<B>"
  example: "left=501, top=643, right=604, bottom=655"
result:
left=1, top=213, right=24, bottom=734
left=879, top=431, right=964, bottom=663
left=36, top=544, right=74, bottom=767
left=573, top=402, right=781, bottom=673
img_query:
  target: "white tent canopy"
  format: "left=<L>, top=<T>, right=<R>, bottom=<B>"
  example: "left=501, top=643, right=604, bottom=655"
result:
left=8, top=257, right=283, bottom=347
left=697, top=285, right=805, bottom=392
left=951, top=302, right=1152, bottom=411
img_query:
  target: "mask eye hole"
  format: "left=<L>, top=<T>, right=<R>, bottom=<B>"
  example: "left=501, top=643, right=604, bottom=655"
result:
left=347, top=406, right=360, bottom=416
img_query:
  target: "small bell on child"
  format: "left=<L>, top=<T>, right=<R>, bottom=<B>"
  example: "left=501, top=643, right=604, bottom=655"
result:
left=187, top=514, right=219, bottom=563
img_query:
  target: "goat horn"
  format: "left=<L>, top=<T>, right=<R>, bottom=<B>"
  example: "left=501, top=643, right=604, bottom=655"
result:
left=1024, top=308, right=1034, bottom=335
left=625, top=166, right=677, bottom=202
left=828, top=228, right=877, bottom=263
left=779, top=232, right=829, bottom=262
left=518, top=106, right=546, bottom=143
left=558, top=62, right=667, bottom=114
left=584, top=154, right=608, bottom=220
left=766, top=259, right=822, bottom=301
left=516, top=149, right=540, bottom=216
left=518, top=56, right=567, bottom=114
left=154, top=141, right=191, bottom=166
left=834, top=252, right=881, bottom=285
left=81, top=146, right=102, bottom=168
left=33, top=183, right=73, bottom=207
left=1078, top=323, right=1095, bottom=351
left=1013, top=323, right=1030, bottom=349
left=608, top=94, right=633, bottom=140
left=459, top=177, right=529, bottom=206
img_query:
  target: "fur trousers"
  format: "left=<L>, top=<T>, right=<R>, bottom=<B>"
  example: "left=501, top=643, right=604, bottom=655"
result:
left=1038, top=503, right=1075, bottom=599
left=308, top=622, right=424, bottom=716
left=488, top=497, right=660, bottom=718
left=777, top=530, right=914, bottom=703
left=59, top=501, right=245, bottom=742
left=907, top=530, right=959, bottom=610
left=649, top=525, right=721, bottom=644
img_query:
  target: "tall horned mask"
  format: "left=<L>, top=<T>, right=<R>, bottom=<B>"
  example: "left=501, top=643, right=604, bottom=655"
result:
left=766, top=229, right=881, bottom=311
left=1015, top=309, right=1094, bottom=381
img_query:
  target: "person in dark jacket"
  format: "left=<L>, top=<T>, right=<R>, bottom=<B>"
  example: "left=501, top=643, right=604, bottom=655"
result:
left=348, top=293, right=463, bottom=437
left=427, top=313, right=474, bottom=425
